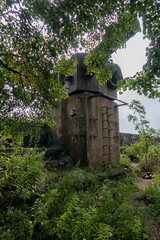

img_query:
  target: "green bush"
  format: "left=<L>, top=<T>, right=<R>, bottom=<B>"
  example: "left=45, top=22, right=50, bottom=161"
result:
left=120, top=154, right=131, bottom=166
left=139, top=143, right=160, bottom=172
left=124, top=142, right=160, bottom=172
left=57, top=202, right=113, bottom=240
left=112, top=202, right=145, bottom=240
left=57, top=169, right=85, bottom=191
left=55, top=177, right=146, bottom=240
left=0, top=150, right=150, bottom=240
left=0, top=150, right=47, bottom=239
left=145, top=173, right=160, bottom=220
left=125, top=141, right=148, bottom=162
left=0, top=150, right=46, bottom=200
left=0, top=208, right=34, bottom=240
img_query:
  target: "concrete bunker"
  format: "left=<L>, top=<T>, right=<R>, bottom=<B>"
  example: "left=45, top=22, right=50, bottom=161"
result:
left=49, top=53, right=124, bottom=167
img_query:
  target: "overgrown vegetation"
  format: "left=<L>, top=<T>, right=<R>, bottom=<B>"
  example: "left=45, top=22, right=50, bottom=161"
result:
left=121, top=140, right=160, bottom=230
left=1, top=130, right=160, bottom=239
left=128, top=100, right=159, bottom=164
left=0, top=1, right=160, bottom=238
left=123, top=142, right=160, bottom=172
left=0, top=148, right=150, bottom=240
left=119, top=101, right=160, bottom=238
left=1, top=102, right=160, bottom=239
left=145, top=174, right=160, bottom=223
left=121, top=100, right=160, bottom=172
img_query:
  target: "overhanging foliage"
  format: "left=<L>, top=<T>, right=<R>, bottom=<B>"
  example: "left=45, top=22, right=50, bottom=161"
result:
left=0, top=0, right=159, bottom=122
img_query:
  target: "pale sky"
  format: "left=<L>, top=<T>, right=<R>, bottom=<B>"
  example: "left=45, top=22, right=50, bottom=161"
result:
left=112, top=31, right=160, bottom=134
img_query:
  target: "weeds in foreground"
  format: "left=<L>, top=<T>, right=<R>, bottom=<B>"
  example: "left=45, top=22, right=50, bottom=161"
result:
left=0, top=150, right=150, bottom=240
left=122, top=142, right=160, bottom=172
left=145, top=173, right=160, bottom=223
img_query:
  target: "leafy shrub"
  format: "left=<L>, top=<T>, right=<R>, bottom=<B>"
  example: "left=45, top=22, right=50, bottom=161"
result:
left=56, top=194, right=113, bottom=240
left=112, top=202, right=145, bottom=240
left=139, top=143, right=160, bottom=172
left=124, top=142, right=160, bottom=172
left=0, top=150, right=150, bottom=240
left=96, top=223, right=113, bottom=240
left=120, top=154, right=131, bottom=166
left=0, top=150, right=46, bottom=200
left=0, top=150, right=48, bottom=239
left=125, top=142, right=143, bottom=162
left=0, top=208, right=33, bottom=240
left=55, top=177, right=145, bottom=240
left=31, top=188, right=63, bottom=236
left=57, top=169, right=86, bottom=195
left=145, top=173, right=160, bottom=220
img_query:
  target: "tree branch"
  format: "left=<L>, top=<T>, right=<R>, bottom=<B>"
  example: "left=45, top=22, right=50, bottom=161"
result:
left=0, top=59, right=28, bottom=84
left=0, top=60, right=21, bottom=75
left=0, top=53, right=21, bottom=58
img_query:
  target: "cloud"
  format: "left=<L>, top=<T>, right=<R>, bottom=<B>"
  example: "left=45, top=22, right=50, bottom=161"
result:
left=118, top=91, right=160, bottom=133
left=112, top=31, right=160, bottom=133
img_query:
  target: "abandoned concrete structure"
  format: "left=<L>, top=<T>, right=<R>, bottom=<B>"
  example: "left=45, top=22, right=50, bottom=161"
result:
left=50, top=53, right=124, bottom=166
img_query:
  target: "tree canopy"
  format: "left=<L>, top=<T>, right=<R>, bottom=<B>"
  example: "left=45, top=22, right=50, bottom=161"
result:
left=0, top=0, right=160, bottom=124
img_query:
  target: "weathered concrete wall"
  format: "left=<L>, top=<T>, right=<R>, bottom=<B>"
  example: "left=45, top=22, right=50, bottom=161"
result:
left=49, top=92, right=120, bottom=167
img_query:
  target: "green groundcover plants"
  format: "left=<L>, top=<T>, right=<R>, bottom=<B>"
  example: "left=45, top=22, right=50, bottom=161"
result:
left=0, top=150, right=150, bottom=240
left=145, top=173, right=160, bottom=223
